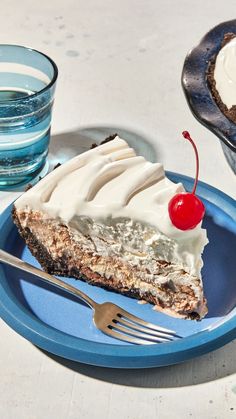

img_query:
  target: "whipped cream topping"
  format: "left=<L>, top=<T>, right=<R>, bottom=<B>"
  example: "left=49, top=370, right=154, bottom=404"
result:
left=214, top=36, right=236, bottom=109
left=15, top=136, right=208, bottom=277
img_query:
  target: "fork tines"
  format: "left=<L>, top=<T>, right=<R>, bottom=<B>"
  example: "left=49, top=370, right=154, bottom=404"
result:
left=107, top=308, right=181, bottom=345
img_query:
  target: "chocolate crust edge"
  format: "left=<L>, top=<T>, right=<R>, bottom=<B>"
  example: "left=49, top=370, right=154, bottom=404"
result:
left=207, top=32, right=236, bottom=124
left=12, top=206, right=203, bottom=320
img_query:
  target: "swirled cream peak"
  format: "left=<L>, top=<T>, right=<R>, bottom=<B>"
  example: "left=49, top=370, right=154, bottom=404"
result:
left=214, top=36, right=236, bottom=109
left=15, top=136, right=208, bottom=271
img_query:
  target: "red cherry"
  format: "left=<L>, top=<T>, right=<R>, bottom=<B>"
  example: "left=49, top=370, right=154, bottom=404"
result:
left=168, top=193, right=205, bottom=230
left=168, top=131, right=205, bottom=231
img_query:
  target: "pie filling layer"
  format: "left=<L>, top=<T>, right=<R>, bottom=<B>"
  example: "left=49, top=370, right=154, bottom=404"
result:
left=13, top=208, right=208, bottom=319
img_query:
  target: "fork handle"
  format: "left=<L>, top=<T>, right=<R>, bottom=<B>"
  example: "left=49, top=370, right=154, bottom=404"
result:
left=0, top=249, right=97, bottom=309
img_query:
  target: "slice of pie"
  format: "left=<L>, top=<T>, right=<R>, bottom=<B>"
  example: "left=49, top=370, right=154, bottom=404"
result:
left=208, top=32, right=236, bottom=124
left=13, top=135, right=208, bottom=319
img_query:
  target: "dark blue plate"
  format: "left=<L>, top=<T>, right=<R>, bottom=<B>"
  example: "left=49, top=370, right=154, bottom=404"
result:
left=182, top=20, right=236, bottom=172
left=0, top=172, right=236, bottom=368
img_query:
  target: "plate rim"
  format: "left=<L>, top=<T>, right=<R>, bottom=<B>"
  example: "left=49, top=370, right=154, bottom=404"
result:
left=0, top=172, right=236, bottom=368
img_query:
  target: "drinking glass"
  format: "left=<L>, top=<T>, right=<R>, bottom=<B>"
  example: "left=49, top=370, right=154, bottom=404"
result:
left=0, top=45, right=58, bottom=187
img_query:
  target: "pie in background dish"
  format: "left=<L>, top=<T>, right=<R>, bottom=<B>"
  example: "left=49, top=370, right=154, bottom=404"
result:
left=13, top=136, right=208, bottom=319
left=208, top=32, right=236, bottom=123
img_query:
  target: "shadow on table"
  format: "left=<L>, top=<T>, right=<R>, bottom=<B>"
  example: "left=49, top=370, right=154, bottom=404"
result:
left=38, top=339, right=236, bottom=388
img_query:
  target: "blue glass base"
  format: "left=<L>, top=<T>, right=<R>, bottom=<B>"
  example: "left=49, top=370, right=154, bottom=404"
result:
left=0, top=128, right=50, bottom=188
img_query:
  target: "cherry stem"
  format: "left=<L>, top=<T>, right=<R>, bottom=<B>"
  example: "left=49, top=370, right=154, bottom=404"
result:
left=182, top=131, right=199, bottom=195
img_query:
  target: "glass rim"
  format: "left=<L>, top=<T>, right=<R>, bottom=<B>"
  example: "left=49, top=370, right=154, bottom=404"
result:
left=0, top=44, right=58, bottom=104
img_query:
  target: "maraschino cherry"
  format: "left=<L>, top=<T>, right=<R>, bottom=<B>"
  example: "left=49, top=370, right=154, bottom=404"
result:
left=168, top=131, right=205, bottom=231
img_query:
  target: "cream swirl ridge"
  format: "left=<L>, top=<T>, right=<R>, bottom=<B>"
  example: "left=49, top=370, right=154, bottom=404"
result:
left=15, top=136, right=206, bottom=240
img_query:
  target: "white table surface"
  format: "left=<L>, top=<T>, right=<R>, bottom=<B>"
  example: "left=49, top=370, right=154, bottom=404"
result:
left=0, top=1, right=236, bottom=418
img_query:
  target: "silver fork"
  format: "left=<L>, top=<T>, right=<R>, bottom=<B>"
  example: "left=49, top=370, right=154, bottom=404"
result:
left=0, top=249, right=180, bottom=345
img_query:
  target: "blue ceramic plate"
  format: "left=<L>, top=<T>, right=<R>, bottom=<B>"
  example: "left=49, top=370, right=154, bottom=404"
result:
left=0, top=172, right=236, bottom=368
